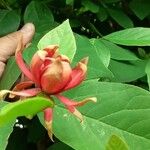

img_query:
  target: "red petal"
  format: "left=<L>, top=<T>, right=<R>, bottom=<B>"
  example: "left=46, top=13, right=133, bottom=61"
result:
left=15, top=40, right=34, bottom=81
left=41, top=59, right=72, bottom=94
left=67, top=105, right=83, bottom=122
left=64, top=57, right=88, bottom=91
left=0, top=88, right=41, bottom=99
left=55, top=94, right=97, bottom=107
left=43, top=45, right=59, bottom=57
left=44, top=107, right=53, bottom=122
left=12, top=81, right=34, bottom=91
left=55, top=96, right=84, bottom=122
left=44, top=108, right=53, bottom=141
left=30, top=51, right=47, bottom=86
left=55, top=94, right=96, bottom=122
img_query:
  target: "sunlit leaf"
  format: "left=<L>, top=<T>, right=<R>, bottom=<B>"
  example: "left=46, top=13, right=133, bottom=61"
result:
left=90, top=38, right=110, bottom=67
left=74, top=34, right=113, bottom=79
left=106, top=135, right=128, bottom=150
left=39, top=80, right=150, bottom=149
left=38, top=20, right=76, bottom=61
left=0, top=101, right=15, bottom=150
left=0, top=96, right=53, bottom=126
left=109, top=59, right=147, bottom=82
left=100, top=39, right=138, bottom=61
left=104, top=28, right=150, bottom=46
left=145, top=59, right=150, bottom=90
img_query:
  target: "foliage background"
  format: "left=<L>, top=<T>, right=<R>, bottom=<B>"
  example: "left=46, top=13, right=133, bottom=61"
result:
left=0, top=0, right=150, bottom=150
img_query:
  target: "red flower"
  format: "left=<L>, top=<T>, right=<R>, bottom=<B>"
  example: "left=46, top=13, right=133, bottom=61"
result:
left=0, top=42, right=96, bottom=140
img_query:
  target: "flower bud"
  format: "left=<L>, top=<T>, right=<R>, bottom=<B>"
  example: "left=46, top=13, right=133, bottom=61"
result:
left=41, top=58, right=72, bottom=94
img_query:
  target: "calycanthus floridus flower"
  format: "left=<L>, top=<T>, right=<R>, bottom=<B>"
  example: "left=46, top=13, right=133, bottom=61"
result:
left=0, top=41, right=97, bottom=140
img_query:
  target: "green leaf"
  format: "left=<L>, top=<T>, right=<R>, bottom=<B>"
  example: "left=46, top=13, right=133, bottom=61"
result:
left=0, top=101, right=15, bottom=150
left=90, top=38, right=110, bottom=67
left=130, top=0, right=150, bottom=20
left=109, top=59, right=147, bottom=82
left=107, top=8, right=133, bottom=28
left=82, top=0, right=99, bottom=13
left=106, top=135, right=128, bottom=150
left=103, top=0, right=121, bottom=3
left=104, top=28, right=150, bottom=46
left=0, top=121, right=15, bottom=150
left=24, top=1, right=54, bottom=32
left=23, top=42, right=38, bottom=64
left=0, top=9, right=20, bottom=36
left=74, top=34, right=113, bottom=79
left=138, top=48, right=146, bottom=58
left=66, top=0, right=74, bottom=5
left=39, top=80, right=150, bottom=149
left=23, top=32, right=47, bottom=64
left=100, top=39, right=139, bottom=61
left=145, top=59, right=150, bottom=90
left=97, top=6, right=108, bottom=22
left=0, top=96, right=53, bottom=126
left=38, top=20, right=76, bottom=61
left=0, top=57, right=20, bottom=90
left=69, top=19, right=81, bottom=28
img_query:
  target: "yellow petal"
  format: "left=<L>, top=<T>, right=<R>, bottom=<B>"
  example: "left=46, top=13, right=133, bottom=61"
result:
left=72, top=108, right=83, bottom=123
left=45, top=120, right=54, bottom=142
left=0, top=90, right=10, bottom=100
